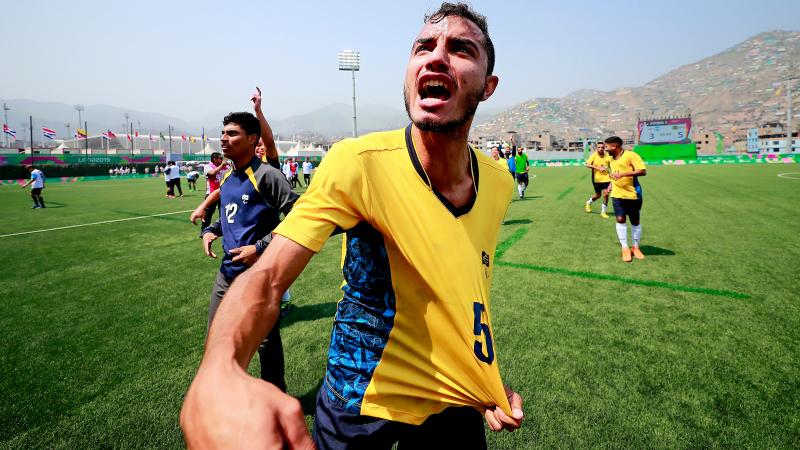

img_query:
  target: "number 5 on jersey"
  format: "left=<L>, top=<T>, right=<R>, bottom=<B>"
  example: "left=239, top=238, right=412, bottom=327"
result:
left=224, top=203, right=238, bottom=224
left=473, top=301, right=494, bottom=364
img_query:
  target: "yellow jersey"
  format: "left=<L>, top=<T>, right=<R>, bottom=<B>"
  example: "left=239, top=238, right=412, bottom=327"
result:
left=585, top=151, right=612, bottom=183
left=609, top=150, right=646, bottom=200
left=493, top=157, right=507, bottom=170
left=274, top=125, right=514, bottom=424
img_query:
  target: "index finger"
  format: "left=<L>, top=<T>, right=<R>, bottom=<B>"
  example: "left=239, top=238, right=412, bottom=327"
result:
left=256, top=86, right=261, bottom=95
left=280, top=400, right=315, bottom=450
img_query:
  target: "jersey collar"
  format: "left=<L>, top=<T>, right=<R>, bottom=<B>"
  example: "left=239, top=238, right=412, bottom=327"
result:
left=404, top=124, right=479, bottom=218
left=232, top=156, right=260, bottom=173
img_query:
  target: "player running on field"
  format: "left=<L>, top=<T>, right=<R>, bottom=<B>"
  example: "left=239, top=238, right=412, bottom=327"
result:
left=21, top=165, right=46, bottom=209
left=605, top=136, right=647, bottom=262
left=181, top=3, right=523, bottom=449
left=584, top=141, right=612, bottom=218
left=514, top=147, right=529, bottom=199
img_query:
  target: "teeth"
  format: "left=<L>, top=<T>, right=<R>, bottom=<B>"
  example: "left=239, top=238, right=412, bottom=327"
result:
left=423, top=80, right=445, bottom=88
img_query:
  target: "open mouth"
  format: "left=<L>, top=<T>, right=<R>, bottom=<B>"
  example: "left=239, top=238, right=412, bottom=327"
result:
left=419, top=79, right=452, bottom=102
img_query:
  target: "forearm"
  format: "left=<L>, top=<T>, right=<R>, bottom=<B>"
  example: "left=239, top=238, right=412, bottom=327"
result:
left=623, top=169, right=646, bottom=177
left=205, top=265, right=283, bottom=368
left=256, top=109, right=279, bottom=162
left=198, top=189, right=220, bottom=211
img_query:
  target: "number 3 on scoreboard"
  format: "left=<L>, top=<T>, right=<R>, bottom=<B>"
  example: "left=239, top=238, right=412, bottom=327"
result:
left=473, top=301, right=495, bottom=364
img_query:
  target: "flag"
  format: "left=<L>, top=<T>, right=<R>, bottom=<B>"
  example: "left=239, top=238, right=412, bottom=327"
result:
left=4, top=124, right=16, bottom=139
left=76, top=129, right=87, bottom=139
left=181, top=134, right=187, bottom=141
left=135, top=131, right=139, bottom=138
left=102, top=130, right=116, bottom=140
left=189, top=136, right=196, bottom=143
left=42, top=127, right=56, bottom=140
left=159, top=132, right=166, bottom=141
left=127, top=134, right=132, bottom=142
left=150, top=134, right=157, bottom=141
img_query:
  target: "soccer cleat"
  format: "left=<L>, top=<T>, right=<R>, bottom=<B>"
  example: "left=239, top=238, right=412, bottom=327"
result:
left=584, top=203, right=591, bottom=213
left=621, top=247, right=632, bottom=262
left=600, top=212, right=609, bottom=219
left=632, top=247, right=645, bottom=260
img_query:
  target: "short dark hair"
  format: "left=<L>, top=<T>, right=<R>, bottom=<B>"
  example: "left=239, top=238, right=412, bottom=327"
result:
left=24, top=164, right=33, bottom=170
left=604, top=136, right=623, bottom=146
left=223, top=112, right=261, bottom=138
left=210, top=152, right=222, bottom=159
left=425, top=2, right=495, bottom=76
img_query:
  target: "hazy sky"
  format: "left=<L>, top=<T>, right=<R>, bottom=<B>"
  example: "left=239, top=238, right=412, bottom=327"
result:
left=2, top=0, right=799, bottom=121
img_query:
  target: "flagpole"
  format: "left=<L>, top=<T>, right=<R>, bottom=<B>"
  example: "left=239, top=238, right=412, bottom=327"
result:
left=84, top=121, right=89, bottom=176
left=29, top=115, right=33, bottom=155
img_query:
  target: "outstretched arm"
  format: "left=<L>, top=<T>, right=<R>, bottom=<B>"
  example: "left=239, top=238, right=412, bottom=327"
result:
left=190, top=189, right=221, bottom=225
left=252, top=87, right=279, bottom=164
left=181, top=235, right=316, bottom=449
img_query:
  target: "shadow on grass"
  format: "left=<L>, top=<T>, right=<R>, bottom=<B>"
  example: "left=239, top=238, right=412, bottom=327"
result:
left=298, top=378, right=324, bottom=416
left=42, top=201, right=67, bottom=208
left=639, top=245, right=675, bottom=256
left=282, top=302, right=337, bottom=328
left=503, top=219, right=532, bottom=226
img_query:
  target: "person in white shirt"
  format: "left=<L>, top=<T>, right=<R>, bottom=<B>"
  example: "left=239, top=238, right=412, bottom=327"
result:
left=21, top=165, right=46, bottom=209
left=168, top=161, right=183, bottom=197
left=301, top=158, right=314, bottom=186
left=281, top=159, right=292, bottom=182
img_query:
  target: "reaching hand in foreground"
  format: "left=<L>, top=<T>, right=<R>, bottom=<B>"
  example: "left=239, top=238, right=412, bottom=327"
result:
left=181, top=364, right=315, bottom=450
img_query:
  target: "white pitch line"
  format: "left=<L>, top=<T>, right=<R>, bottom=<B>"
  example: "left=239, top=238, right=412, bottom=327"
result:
left=777, top=172, right=800, bottom=180
left=0, top=209, right=195, bottom=239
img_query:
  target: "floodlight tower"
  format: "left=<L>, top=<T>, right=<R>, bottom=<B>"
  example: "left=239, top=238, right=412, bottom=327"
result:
left=338, top=50, right=360, bottom=138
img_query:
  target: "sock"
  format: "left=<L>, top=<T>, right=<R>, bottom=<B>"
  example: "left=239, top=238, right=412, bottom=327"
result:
left=37, top=196, right=45, bottom=208
left=616, top=223, right=628, bottom=248
left=631, top=224, right=641, bottom=247
left=32, top=196, right=40, bottom=207
left=518, top=184, right=524, bottom=196
left=587, top=198, right=594, bottom=205
left=601, top=203, right=607, bottom=213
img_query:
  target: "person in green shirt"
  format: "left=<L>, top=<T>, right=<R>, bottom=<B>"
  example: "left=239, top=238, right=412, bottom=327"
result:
left=514, top=147, right=529, bottom=199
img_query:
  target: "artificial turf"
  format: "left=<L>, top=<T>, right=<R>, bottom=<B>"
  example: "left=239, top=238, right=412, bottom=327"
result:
left=0, top=164, right=798, bottom=448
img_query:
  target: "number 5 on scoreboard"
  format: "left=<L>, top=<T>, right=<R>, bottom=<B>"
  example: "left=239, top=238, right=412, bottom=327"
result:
left=473, top=301, right=495, bottom=364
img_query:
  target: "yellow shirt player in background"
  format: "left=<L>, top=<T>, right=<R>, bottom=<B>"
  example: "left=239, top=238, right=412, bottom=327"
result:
left=605, top=136, right=647, bottom=262
left=584, top=142, right=613, bottom=218
left=181, top=3, right=524, bottom=449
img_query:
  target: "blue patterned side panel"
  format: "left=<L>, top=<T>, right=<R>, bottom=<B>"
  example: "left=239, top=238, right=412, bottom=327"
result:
left=324, top=222, right=396, bottom=413
left=634, top=177, right=643, bottom=199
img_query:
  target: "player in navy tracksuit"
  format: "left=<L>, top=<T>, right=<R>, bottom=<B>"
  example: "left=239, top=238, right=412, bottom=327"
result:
left=201, top=109, right=297, bottom=390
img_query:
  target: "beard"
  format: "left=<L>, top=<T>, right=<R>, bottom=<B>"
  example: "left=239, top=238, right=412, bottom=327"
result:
left=404, top=82, right=483, bottom=134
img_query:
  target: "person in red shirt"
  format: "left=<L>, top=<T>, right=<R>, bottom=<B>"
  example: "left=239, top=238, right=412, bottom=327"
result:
left=289, top=158, right=299, bottom=188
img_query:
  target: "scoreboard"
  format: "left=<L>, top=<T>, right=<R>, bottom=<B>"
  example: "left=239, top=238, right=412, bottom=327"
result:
left=637, top=118, right=692, bottom=145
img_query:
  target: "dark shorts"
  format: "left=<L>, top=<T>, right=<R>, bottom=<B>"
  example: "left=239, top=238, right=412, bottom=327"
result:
left=31, top=188, right=43, bottom=196
left=313, top=386, right=486, bottom=450
left=593, top=182, right=610, bottom=194
left=515, top=173, right=529, bottom=184
left=612, top=197, right=643, bottom=219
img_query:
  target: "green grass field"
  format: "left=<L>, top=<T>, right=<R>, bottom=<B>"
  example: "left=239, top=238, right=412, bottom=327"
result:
left=1, top=164, right=799, bottom=448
